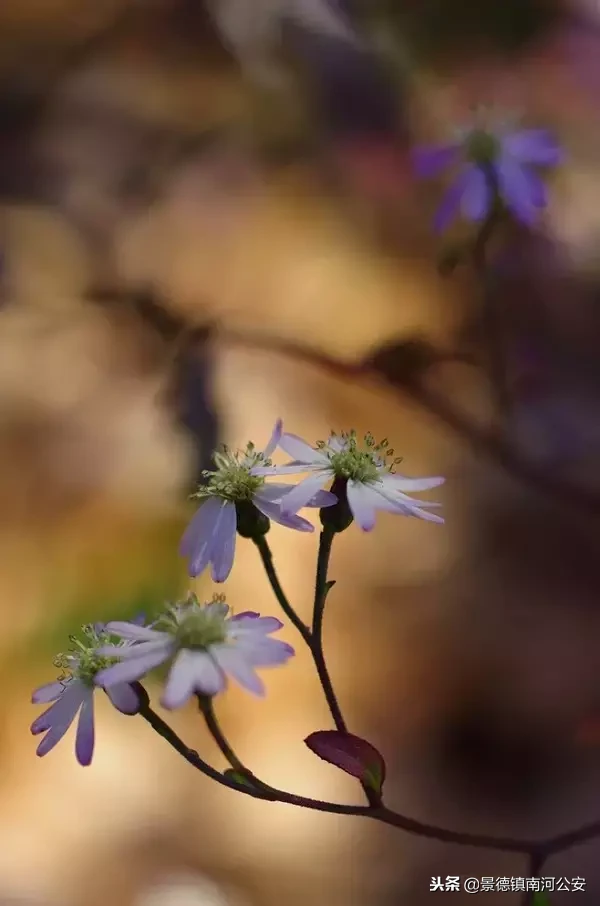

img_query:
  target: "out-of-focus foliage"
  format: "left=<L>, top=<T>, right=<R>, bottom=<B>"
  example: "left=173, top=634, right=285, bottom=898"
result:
left=13, top=514, right=186, bottom=672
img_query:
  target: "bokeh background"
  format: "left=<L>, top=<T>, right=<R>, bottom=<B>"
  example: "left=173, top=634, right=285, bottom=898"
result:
left=2, top=1, right=600, bottom=904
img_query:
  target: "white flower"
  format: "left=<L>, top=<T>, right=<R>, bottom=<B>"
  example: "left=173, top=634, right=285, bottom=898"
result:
left=180, top=419, right=336, bottom=581
left=94, top=594, right=295, bottom=707
left=254, top=429, right=445, bottom=531
left=31, top=622, right=141, bottom=766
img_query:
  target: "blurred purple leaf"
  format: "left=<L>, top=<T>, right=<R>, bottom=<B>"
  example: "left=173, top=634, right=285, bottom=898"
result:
left=305, top=730, right=386, bottom=794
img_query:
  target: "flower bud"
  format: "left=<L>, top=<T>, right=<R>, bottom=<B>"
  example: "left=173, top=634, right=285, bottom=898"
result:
left=235, top=500, right=270, bottom=539
left=319, top=477, right=353, bottom=533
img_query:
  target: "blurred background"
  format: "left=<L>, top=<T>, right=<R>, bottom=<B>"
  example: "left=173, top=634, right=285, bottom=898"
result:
left=3, top=0, right=600, bottom=903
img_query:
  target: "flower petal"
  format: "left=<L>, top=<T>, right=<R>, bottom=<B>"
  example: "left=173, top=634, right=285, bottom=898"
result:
left=211, top=646, right=265, bottom=696
left=253, top=493, right=315, bottom=531
left=434, top=165, right=489, bottom=232
left=36, top=717, right=78, bottom=757
left=279, top=472, right=331, bottom=515
left=162, top=649, right=225, bottom=705
left=460, top=165, right=492, bottom=221
left=31, top=681, right=65, bottom=704
left=104, top=621, right=163, bottom=642
left=412, top=144, right=460, bottom=178
left=179, top=497, right=223, bottom=577
left=251, top=462, right=323, bottom=476
left=230, top=611, right=260, bottom=621
left=495, top=155, right=547, bottom=225
left=278, top=433, right=330, bottom=465
left=95, top=641, right=174, bottom=687
left=379, top=474, right=445, bottom=493
left=346, top=480, right=377, bottom=531
left=31, top=680, right=85, bottom=735
left=191, top=651, right=227, bottom=698
left=75, top=692, right=95, bottom=766
left=234, top=636, right=295, bottom=667
left=502, top=130, right=563, bottom=166
left=373, top=485, right=445, bottom=523
left=253, top=482, right=335, bottom=507
left=209, top=501, right=237, bottom=583
left=261, top=418, right=283, bottom=459
left=228, top=615, right=284, bottom=634
left=105, top=682, right=140, bottom=715
left=251, top=482, right=296, bottom=503
left=94, top=638, right=170, bottom=660
left=161, top=650, right=206, bottom=709
left=35, top=686, right=85, bottom=758
left=308, top=489, right=338, bottom=507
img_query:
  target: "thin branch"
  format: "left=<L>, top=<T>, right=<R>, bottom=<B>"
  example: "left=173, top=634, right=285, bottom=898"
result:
left=521, top=850, right=548, bottom=906
left=135, top=685, right=600, bottom=858
left=217, top=327, right=600, bottom=519
left=310, top=528, right=346, bottom=733
left=471, top=197, right=511, bottom=425
left=197, top=694, right=249, bottom=775
left=253, top=535, right=312, bottom=644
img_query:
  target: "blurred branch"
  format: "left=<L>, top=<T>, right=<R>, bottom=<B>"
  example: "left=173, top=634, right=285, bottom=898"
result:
left=217, top=325, right=600, bottom=519
left=85, top=284, right=600, bottom=518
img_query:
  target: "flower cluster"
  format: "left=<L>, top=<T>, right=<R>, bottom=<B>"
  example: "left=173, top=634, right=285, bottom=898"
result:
left=412, top=109, right=563, bottom=231
left=31, top=420, right=444, bottom=765
left=179, top=419, right=336, bottom=582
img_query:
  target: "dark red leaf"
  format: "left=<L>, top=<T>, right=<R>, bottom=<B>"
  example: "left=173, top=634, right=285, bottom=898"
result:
left=305, top=730, right=386, bottom=794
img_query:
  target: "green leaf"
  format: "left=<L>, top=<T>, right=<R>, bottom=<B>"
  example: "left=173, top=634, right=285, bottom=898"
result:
left=532, top=893, right=551, bottom=906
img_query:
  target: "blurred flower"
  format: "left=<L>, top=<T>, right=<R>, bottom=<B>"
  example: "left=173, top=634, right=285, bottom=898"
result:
left=254, top=429, right=444, bottom=531
left=31, top=623, right=140, bottom=766
left=180, top=419, right=336, bottom=582
left=94, top=594, right=294, bottom=705
left=413, top=112, right=563, bottom=231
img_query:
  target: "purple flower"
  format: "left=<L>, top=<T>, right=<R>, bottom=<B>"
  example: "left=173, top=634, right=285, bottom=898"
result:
left=413, top=117, right=563, bottom=231
left=180, top=419, right=337, bottom=582
left=31, top=623, right=141, bottom=766
left=94, top=593, right=295, bottom=706
left=253, top=429, right=444, bottom=531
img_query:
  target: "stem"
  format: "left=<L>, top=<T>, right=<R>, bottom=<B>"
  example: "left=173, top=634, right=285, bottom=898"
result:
left=472, top=192, right=511, bottom=426
left=198, top=695, right=248, bottom=775
left=197, top=695, right=279, bottom=796
left=136, top=690, right=231, bottom=785
left=521, top=850, right=547, bottom=906
left=136, top=686, right=600, bottom=858
left=310, top=527, right=381, bottom=808
left=253, top=535, right=312, bottom=645
left=311, top=527, right=347, bottom=734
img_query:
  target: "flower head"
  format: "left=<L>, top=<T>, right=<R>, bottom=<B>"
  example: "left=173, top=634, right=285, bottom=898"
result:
left=31, top=622, right=141, bottom=766
left=413, top=109, right=563, bottom=231
left=94, top=593, right=295, bottom=707
left=180, top=419, right=336, bottom=582
left=254, top=429, right=444, bottom=532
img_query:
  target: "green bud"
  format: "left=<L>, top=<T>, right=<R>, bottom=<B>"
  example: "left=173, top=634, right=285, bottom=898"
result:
left=223, top=768, right=256, bottom=789
left=235, top=500, right=270, bottom=540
